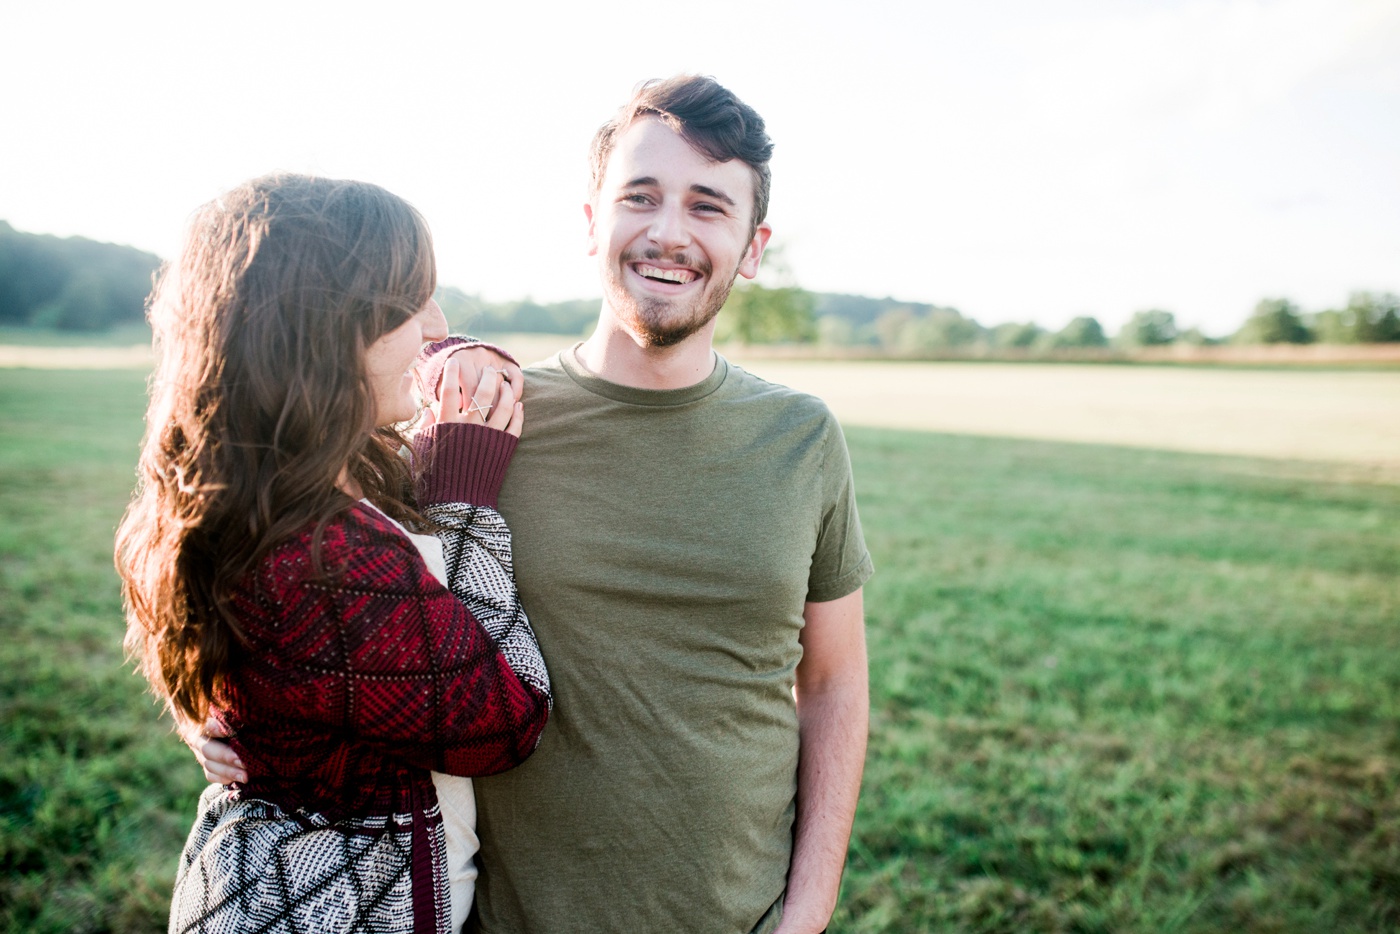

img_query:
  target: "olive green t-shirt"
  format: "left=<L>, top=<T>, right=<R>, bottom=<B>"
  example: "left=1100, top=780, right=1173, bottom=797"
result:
left=473, top=349, right=873, bottom=934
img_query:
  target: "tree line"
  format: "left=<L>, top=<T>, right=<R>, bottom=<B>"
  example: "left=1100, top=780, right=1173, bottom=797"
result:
left=2, top=220, right=1396, bottom=349
left=0, top=221, right=162, bottom=330
left=804, top=292, right=1400, bottom=353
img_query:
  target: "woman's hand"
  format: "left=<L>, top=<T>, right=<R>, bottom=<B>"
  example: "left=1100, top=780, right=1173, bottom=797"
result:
left=433, top=356, right=524, bottom=437
left=440, top=344, right=524, bottom=403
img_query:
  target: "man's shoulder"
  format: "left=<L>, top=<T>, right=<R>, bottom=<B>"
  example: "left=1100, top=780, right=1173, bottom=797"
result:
left=520, top=351, right=575, bottom=396
left=722, top=361, right=838, bottom=423
left=521, top=350, right=568, bottom=376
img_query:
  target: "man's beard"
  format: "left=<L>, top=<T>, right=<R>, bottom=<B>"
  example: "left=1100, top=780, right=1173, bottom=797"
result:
left=608, top=249, right=737, bottom=348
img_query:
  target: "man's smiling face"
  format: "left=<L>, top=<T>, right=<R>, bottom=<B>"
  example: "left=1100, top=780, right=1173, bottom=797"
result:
left=587, top=115, right=771, bottom=348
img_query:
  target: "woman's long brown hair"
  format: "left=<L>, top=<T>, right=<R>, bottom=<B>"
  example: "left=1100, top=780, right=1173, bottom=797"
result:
left=115, top=174, right=437, bottom=726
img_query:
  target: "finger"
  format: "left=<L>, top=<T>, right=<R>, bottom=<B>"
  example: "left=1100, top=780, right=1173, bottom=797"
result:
left=201, top=739, right=247, bottom=783
left=486, top=379, right=516, bottom=431
left=449, top=346, right=521, bottom=397
left=202, top=737, right=244, bottom=768
left=499, top=364, right=524, bottom=403
left=438, top=357, right=464, bottom=422
left=197, top=728, right=247, bottom=784
left=203, top=758, right=247, bottom=785
left=505, top=401, right=524, bottom=438
left=467, top=366, right=500, bottom=423
left=203, top=759, right=244, bottom=784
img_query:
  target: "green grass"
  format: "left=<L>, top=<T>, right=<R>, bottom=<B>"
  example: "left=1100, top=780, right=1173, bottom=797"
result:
left=2, top=368, right=1397, bottom=932
left=0, top=369, right=204, bottom=933
left=0, top=323, right=153, bottom=347
left=841, top=428, right=1400, bottom=933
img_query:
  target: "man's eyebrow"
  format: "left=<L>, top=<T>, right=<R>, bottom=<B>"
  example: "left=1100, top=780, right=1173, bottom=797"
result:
left=691, top=185, right=736, bottom=207
left=623, top=176, right=659, bottom=189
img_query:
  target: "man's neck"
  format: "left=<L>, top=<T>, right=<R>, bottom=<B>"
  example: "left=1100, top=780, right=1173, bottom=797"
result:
left=574, top=318, right=718, bottom=390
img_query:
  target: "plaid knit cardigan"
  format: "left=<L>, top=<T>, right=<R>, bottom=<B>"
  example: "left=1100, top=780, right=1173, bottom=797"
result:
left=168, top=422, right=551, bottom=934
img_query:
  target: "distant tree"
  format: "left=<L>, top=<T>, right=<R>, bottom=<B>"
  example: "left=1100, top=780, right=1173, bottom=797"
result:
left=1117, top=309, right=1177, bottom=346
left=546, top=299, right=605, bottom=335
left=434, top=285, right=489, bottom=331
left=812, top=292, right=962, bottom=330
left=32, top=272, right=117, bottom=330
left=0, top=222, right=67, bottom=323
left=990, top=322, right=1044, bottom=349
left=503, top=300, right=557, bottom=332
left=1046, top=316, right=1109, bottom=348
left=814, top=294, right=909, bottom=328
left=717, top=283, right=816, bottom=344
left=908, top=309, right=983, bottom=351
left=1313, top=292, right=1400, bottom=344
left=1311, top=308, right=1352, bottom=344
left=436, top=286, right=599, bottom=336
left=1175, top=326, right=1218, bottom=346
left=872, top=307, right=915, bottom=349
left=1351, top=292, right=1400, bottom=342
left=870, top=307, right=983, bottom=352
left=1235, top=298, right=1313, bottom=344
left=816, top=315, right=855, bottom=347
left=717, top=244, right=815, bottom=344
left=0, top=220, right=159, bottom=330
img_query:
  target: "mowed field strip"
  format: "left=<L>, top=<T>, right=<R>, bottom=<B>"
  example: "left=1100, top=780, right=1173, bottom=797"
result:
left=5, top=339, right=1397, bottom=474
left=743, top=359, right=1400, bottom=475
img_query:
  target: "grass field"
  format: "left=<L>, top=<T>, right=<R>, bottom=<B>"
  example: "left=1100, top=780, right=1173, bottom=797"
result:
left=2, top=366, right=1397, bottom=933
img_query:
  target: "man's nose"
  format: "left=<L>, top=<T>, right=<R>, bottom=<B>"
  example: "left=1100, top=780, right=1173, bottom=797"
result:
left=647, top=200, right=690, bottom=251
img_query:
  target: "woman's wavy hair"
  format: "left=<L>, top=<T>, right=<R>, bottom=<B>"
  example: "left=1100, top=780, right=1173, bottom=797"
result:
left=115, top=173, right=436, bottom=725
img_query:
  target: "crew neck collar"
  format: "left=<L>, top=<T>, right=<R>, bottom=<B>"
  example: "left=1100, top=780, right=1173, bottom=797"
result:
left=559, top=343, right=729, bottom=407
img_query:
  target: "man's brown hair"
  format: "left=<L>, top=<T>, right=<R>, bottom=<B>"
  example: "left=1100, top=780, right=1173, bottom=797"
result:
left=589, top=75, right=774, bottom=237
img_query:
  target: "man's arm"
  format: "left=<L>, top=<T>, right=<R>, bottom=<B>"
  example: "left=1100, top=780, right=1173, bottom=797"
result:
left=777, top=588, right=869, bottom=934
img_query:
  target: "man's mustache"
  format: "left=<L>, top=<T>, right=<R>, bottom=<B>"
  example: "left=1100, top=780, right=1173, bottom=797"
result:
left=620, top=249, right=713, bottom=279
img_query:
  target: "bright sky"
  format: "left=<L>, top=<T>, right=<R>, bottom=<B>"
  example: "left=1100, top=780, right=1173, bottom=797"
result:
left=4, top=0, right=1397, bottom=335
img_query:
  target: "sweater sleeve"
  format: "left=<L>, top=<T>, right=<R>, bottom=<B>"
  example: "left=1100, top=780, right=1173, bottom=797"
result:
left=412, top=421, right=517, bottom=510
left=413, top=421, right=552, bottom=704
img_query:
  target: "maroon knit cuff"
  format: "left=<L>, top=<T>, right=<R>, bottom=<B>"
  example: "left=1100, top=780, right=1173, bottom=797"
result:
left=413, top=421, right=518, bottom=508
left=414, top=336, right=520, bottom=402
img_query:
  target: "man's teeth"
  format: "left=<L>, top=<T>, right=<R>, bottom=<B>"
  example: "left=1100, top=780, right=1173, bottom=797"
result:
left=637, top=264, right=696, bottom=284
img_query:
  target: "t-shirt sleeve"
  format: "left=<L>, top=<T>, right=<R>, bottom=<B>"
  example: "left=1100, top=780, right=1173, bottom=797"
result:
left=806, top=413, right=874, bottom=603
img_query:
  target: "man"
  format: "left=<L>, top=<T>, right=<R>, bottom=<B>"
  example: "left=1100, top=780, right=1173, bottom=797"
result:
left=199, top=76, right=872, bottom=934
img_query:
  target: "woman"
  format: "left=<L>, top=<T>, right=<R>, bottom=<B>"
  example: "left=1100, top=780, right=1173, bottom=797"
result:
left=115, top=173, right=549, bottom=934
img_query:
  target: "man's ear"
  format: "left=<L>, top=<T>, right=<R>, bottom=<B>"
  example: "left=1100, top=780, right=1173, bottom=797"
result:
left=737, top=222, right=773, bottom=280
left=584, top=201, right=598, bottom=257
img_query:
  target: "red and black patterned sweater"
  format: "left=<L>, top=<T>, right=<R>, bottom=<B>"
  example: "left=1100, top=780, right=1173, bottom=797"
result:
left=222, top=421, right=548, bottom=814
left=171, top=422, right=549, bottom=934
